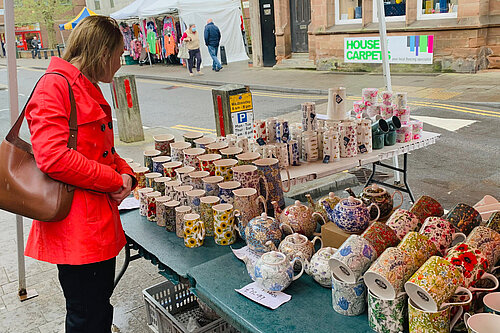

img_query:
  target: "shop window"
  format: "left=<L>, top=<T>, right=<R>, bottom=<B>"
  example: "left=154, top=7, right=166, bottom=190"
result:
left=335, top=0, right=362, bottom=25
left=94, top=0, right=101, bottom=10
left=110, top=0, right=115, bottom=8
left=373, top=0, right=406, bottom=22
left=417, top=0, right=457, bottom=20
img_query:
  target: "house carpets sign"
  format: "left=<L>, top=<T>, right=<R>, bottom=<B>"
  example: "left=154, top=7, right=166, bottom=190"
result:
left=344, top=35, right=434, bottom=64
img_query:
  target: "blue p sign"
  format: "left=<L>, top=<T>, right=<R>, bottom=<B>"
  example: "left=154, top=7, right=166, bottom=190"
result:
left=237, top=112, right=247, bottom=124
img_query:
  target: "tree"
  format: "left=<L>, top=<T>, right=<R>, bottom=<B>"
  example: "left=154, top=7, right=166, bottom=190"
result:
left=15, top=0, right=74, bottom=48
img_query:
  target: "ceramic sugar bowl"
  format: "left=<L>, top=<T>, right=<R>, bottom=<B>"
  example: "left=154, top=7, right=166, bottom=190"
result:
left=244, top=213, right=284, bottom=254
left=278, top=233, right=323, bottom=270
left=358, top=184, right=403, bottom=219
left=243, top=251, right=304, bottom=292
left=305, top=247, right=337, bottom=288
left=273, top=200, right=325, bottom=238
left=325, top=196, right=380, bottom=234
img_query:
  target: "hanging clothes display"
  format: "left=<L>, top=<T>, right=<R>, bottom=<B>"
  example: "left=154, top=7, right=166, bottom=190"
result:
left=119, top=23, right=133, bottom=51
left=163, top=16, right=177, bottom=43
left=132, top=23, right=140, bottom=39
left=146, top=21, right=157, bottom=55
left=164, top=33, right=176, bottom=57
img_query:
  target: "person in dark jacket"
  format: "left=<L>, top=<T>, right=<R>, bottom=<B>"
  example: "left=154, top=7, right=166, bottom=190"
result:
left=204, top=19, right=222, bottom=71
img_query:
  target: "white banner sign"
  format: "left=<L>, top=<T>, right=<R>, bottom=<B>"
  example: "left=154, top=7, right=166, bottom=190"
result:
left=344, top=35, right=434, bottom=64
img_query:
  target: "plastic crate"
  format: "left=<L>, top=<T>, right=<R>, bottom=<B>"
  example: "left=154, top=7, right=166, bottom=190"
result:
left=143, top=280, right=236, bottom=333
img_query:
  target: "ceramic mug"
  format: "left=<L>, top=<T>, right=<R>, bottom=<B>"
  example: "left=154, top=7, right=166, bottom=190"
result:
left=199, top=196, right=220, bottom=237
left=275, top=142, right=289, bottom=168
left=486, top=211, right=500, bottom=233
left=420, top=216, right=467, bottom=256
left=232, top=165, right=269, bottom=202
left=408, top=298, right=462, bottom=333
left=202, top=175, right=224, bottom=197
left=145, top=172, right=162, bottom=189
left=197, top=153, right=222, bottom=176
left=445, top=203, right=482, bottom=235
left=398, top=232, right=438, bottom=272
left=236, top=151, right=261, bottom=166
left=152, top=156, right=171, bottom=175
left=405, top=256, right=472, bottom=312
left=217, top=181, right=241, bottom=205
left=163, top=200, right=180, bottom=232
left=173, top=185, right=193, bottom=206
left=360, top=221, right=400, bottom=257
left=165, top=180, right=182, bottom=197
left=262, top=144, right=277, bottom=159
left=220, top=147, right=243, bottom=160
left=236, top=137, right=249, bottom=152
left=145, top=191, right=162, bottom=222
left=206, top=141, right=229, bottom=155
left=329, top=235, right=377, bottom=284
left=331, top=273, right=367, bottom=316
left=409, top=195, right=444, bottom=225
left=214, top=159, right=238, bottom=181
left=483, top=292, right=500, bottom=315
left=170, top=142, right=191, bottom=162
left=463, top=313, right=500, bottom=333
left=183, top=131, right=203, bottom=148
left=186, top=189, right=205, bottom=214
left=183, top=148, right=205, bottom=170
left=212, top=203, right=239, bottom=246
left=188, top=170, right=210, bottom=190
left=364, top=247, right=413, bottom=300
left=163, top=161, right=183, bottom=179
left=153, top=134, right=175, bottom=156
left=194, top=136, right=216, bottom=150
left=183, top=213, right=205, bottom=248
left=153, top=177, right=170, bottom=195
left=138, top=187, right=154, bottom=216
left=155, top=196, right=171, bottom=227
left=144, top=149, right=161, bottom=172
left=133, top=166, right=150, bottom=198
left=465, top=226, right=500, bottom=269
left=386, top=209, right=421, bottom=240
left=232, top=188, right=267, bottom=241
left=175, top=205, right=191, bottom=237
left=368, top=290, right=407, bottom=333
left=175, top=166, right=196, bottom=186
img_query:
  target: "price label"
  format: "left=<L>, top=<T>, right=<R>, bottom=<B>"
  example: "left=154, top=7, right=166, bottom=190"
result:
left=231, top=246, right=261, bottom=265
left=235, top=282, right=292, bottom=309
left=323, top=155, right=330, bottom=164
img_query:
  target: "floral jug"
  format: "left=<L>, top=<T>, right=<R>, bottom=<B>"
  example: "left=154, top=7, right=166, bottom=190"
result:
left=244, top=213, right=283, bottom=254
left=243, top=251, right=304, bottom=292
left=324, top=196, right=380, bottom=234
left=272, top=200, right=326, bottom=238
left=278, top=233, right=323, bottom=270
left=306, top=192, right=341, bottom=223
left=304, top=247, right=337, bottom=288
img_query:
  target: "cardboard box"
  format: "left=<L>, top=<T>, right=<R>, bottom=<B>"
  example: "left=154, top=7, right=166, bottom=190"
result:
left=321, top=222, right=353, bottom=248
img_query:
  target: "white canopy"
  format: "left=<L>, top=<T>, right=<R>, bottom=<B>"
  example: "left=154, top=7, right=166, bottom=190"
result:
left=110, top=0, right=175, bottom=20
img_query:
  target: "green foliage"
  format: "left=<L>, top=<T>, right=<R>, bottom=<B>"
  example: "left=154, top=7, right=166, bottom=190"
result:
left=15, top=0, right=74, bottom=48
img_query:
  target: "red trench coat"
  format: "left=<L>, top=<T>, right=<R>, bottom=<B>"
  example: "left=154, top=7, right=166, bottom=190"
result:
left=24, top=57, right=135, bottom=265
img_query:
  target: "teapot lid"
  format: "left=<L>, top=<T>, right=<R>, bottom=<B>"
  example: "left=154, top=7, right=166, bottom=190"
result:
left=341, top=196, right=362, bottom=207
left=294, top=200, right=304, bottom=207
left=364, top=184, right=387, bottom=196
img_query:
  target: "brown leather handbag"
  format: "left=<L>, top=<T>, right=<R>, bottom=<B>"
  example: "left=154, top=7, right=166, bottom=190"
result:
left=0, top=72, right=77, bottom=221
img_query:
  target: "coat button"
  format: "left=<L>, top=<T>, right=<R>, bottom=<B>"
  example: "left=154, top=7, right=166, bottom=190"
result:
left=108, top=121, right=113, bottom=129
left=111, top=147, right=115, bottom=154
left=103, top=151, right=109, bottom=158
left=101, top=124, right=106, bottom=131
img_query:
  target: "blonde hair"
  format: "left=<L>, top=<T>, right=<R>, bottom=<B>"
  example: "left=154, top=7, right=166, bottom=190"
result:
left=62, top=15, right=122, bottom=83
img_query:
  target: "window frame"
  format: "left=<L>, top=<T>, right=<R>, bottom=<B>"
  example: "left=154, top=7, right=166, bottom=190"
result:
left=110, top=0, right=115, bottom=8
left=94, top=0, right=101, bottom=11
left=372, top=0, right=406, bottom=23
left=335, top=0, right=362, bottom=25
left=416, top=0, right=458, bottom=20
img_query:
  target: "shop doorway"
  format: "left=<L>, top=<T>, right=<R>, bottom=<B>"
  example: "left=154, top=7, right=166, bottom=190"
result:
left=259, top=0, right=276, bottom=67
left=290, top=0, right=311, bottom=53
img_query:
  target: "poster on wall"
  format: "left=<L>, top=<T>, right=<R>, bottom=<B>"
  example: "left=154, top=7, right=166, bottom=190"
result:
left=344, top=35, right=434, bottom=64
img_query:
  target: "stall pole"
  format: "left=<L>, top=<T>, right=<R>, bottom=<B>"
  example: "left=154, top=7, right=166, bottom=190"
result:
left=376, top=0, right=400, bottom=184
left=5, top=0, right=38, bottom=302
left=60, top=30, right=66, bottom=48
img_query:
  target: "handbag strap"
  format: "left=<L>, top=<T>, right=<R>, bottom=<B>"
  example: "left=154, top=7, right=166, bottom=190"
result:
left=5, top=72, right=77, bottom=153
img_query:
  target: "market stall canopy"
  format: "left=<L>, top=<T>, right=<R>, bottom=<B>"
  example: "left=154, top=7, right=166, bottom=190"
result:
left=135, top=0, right=179, bottom=17
left=59, top=7, right=97, bottom=30
left=110, top=0, right=166, bottom=20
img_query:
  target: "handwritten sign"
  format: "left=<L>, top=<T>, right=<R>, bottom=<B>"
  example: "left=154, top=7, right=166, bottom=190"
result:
left=235, top=282, right=292, bottom=309
left=231, top=246, right=261, bottom=265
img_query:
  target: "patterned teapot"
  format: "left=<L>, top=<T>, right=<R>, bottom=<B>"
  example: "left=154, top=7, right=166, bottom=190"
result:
left=244, top=213, right=284, bottom=254
left=323, top=196, right=380, bottom=233
left=306, top=192, right=341, bottom=223
left=278, top=233, right=323, bottom=270
left=347, top=184, right=403, bottom=219
left=272, top=200, right=326, bottom=238
left=243, top=250, right=304, bottom=292
left=304, top=247, right=337, bottom=288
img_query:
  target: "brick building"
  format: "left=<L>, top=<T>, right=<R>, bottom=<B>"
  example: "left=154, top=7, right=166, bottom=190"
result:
left=254, top=0, right=500, bottom=72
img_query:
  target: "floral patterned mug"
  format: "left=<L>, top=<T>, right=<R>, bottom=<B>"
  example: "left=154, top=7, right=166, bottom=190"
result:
left=408, top=298, right=462, bottom=333
left=183, top=213, right=205, bottom=248
left=445, top=203, right=481, bottom=235
left=212, top=203, right=239, bottom=246
left=368, top=290, right=407, bottom=333
left=419, top=217, right=466, bottom=256
left=465, top=226, right=500, bottom=270
left=409, top=195, right=444, bottom=225
left=360, top=221, right=400, bottom=257
left=331, top=273, right=367, bottom=316
left=386, top=209, right=420, bottom=240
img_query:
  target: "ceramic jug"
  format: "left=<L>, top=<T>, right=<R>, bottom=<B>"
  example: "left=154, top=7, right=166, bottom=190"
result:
left=306, top=192, right=341, bottom=223
left=243, top=251, right=304, bottom=292
left=233, top=188, right=267, bottom=241
left=273, top=200, right=326, bottom=238
left=278, top=233, right=323, bottom=270
left=303, top=247, right=337, bottom=288
left=253, top=158, right=291, bottom=213
left=244, top=213, right=284, bottom=254
left=324, top=196, right=380, bottom=234
left=347, top=185, right=403, bottom=220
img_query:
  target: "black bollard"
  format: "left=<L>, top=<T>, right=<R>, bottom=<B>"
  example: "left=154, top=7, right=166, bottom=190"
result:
left=220, top=45, right=227, bottom=66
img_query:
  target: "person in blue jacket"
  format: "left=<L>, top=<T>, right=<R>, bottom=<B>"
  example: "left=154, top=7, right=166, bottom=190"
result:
left=204, top=19, right=222, bottom=72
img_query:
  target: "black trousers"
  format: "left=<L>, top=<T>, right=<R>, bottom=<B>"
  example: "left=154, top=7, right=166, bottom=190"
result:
left=188, top=48, right=202, bottom=73
left=57, top=257, right=116, bottom=333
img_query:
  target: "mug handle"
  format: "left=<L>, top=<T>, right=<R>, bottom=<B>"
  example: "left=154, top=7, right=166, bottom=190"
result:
left=259, top=175, right=270, bottom=202
left=280, top=166, right=291, bottom=193
left=311, top=235, right=323, bottom=251
left=440, top=287, right=473, bottom=309
left=463, top=312, right=471, bottom=330
left=368, top=203, right=381, bottom=223
left=291, top=256, right=305, bottom=281
left=490, top=266, right=500, bottom=274
left=469, top=272, right=499, bottom=292
left=451, top=232, right=467, bottom=247
left=256, top=195, right=268, bottom=215
left=197, top=220, right=206, bottom=241
left=391, top=190, right=404, bottom=211
left=312, top=212, right=326, bottom=226
left=450, top=306, right=463, bottom=332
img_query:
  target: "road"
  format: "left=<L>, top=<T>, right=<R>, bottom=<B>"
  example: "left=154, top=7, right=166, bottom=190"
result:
left=0, top=67, right=498, bottom=208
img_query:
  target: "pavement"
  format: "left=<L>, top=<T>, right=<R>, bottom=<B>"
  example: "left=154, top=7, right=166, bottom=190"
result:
left=0, top=57, right=499, bottom=333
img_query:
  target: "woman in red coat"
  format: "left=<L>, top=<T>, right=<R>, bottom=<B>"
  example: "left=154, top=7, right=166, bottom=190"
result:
left=24, top=16, right=135, bottom=333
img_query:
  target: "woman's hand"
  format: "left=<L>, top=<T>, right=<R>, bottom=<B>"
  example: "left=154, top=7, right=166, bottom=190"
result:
left=109, top=174, right=133, bottom=204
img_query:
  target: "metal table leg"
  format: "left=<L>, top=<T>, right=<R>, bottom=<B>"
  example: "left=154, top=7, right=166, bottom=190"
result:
left=114, top=241, right=141, bottom=287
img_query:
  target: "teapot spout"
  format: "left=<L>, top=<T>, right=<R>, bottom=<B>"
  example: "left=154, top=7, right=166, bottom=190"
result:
left=271, top=200, right=282, bottom=217
left=305, top=194, right=315, bottom=209
left=345, top=187, right=357, bottom=198
left=242, top=256, right=256, bottom=281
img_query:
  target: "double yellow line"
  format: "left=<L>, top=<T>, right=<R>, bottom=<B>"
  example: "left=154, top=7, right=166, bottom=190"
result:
left=171, top=124, right=216, bottom=134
